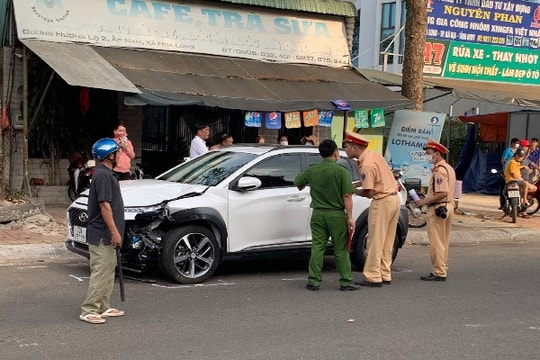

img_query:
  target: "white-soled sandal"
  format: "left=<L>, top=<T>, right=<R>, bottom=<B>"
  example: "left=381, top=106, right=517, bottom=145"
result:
left=79, top=313, right=106, bottom=324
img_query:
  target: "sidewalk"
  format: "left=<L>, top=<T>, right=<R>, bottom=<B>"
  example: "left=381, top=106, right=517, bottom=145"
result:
left=0, top=194, right=539, bottom=265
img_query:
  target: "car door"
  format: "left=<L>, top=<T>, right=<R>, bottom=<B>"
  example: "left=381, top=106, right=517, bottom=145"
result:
left=304, top=153, right=364, bottom=233
left=227, top=153, right=311, bottom=252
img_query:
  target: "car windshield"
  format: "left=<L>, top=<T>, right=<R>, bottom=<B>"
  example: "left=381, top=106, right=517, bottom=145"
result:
left=157, top=151, right=258, bottom=186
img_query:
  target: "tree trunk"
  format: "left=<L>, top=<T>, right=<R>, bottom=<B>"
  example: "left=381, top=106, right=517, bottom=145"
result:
left=402, top=0, right=427, bottom=111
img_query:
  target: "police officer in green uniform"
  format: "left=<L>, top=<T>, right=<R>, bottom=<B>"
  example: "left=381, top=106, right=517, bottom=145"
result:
left=294, top=139, right=359, bottom=291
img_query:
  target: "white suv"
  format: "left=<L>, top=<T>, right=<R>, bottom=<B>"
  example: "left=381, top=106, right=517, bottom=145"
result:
left=66, top=145, right=409, bottom=283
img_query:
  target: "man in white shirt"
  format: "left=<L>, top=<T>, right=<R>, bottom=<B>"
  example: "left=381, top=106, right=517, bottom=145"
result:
left=189, top=122, right=210, bottom=158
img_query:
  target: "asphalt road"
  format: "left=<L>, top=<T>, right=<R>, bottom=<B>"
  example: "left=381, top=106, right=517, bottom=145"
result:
left=1, top=241, right=540, bottom=360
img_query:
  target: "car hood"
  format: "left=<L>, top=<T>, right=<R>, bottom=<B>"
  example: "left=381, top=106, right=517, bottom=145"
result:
left=120, top=179, right=208, bottom=207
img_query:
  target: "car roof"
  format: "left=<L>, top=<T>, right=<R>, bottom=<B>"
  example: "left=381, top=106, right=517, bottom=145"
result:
left=217, top=144, right=348, bottom=157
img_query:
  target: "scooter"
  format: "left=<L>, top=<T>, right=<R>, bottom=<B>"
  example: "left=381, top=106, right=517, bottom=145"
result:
left=501, top=180, right=531, bottom=223
left=393, top=169, right=428, bottom=228
left=67, top=153, right=95, bottom=201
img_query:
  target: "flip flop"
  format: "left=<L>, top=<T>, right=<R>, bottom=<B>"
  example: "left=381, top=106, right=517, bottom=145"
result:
left=100, top=308, right=125, bottom=317
left=79, top=313, right=106, bottom=324
left=518, top=213, right=531, bottom=219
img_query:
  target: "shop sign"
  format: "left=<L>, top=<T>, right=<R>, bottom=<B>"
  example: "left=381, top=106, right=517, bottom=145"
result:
left=424, top=39, right=540, bottom=85
left=426, top=0, right=540, bottom=50
left=13, top=0, right=350, bottom=68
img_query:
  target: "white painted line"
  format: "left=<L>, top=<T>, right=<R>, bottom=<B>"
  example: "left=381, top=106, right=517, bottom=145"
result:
left=152, top=281, right=235, bottom=289
left=69, top=274, right=87, bottom=282
left=392, top=268, right=413, bottom=273
left=281, top=277, right=307, bottom=281
left=17, top=265, right=47, bottom=270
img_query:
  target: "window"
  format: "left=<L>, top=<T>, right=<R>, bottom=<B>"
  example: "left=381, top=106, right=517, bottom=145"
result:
left=305, top=154, right=360, bottom=182
left=379, top=2, right=397, bottom=65
left=244, top=154, right=303, bottom=189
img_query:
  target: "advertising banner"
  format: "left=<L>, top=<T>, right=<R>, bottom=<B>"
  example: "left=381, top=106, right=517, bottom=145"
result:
left=424, top=39, right=540, bottom=84
left=427, top=0, right=540, bottom=50
left=13, top=0, right=350, bottom=67
left=424, top=0, right=540, bottom=85
left=384, top=110, right=446, bottom=186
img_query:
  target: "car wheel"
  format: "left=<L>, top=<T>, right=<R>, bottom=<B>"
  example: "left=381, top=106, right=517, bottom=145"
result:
left=68, top=185, right=77, bottom=201
left=350, top=225, right=400, bottom=271
left=159, top=225, right=220, bottom=284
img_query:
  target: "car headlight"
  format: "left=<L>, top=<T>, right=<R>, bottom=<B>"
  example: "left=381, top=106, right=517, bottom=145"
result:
left=125, top=204, right=164, bottom=215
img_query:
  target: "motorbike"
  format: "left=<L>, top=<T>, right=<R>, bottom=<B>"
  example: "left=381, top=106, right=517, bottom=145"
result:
left=67, top=151, right=95, bottom=201
left=501, top=180, right=532, bottom=223
left=525, top=177, right=540, bottom=215
left=393, top=169, right=428, bottom=228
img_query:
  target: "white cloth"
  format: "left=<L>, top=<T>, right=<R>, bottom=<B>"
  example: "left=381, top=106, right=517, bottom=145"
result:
left=189, top=135, right=208, bottom=158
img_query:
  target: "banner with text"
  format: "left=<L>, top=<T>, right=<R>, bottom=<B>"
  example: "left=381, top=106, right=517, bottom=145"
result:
left=424, top=0, right=540, bottom=85
left=384, top=110, right=446, bottom=186
left=424, top=39, right=540, bottom=84
left=427, top=0, right=540, bottom=50
left=13, top=0, right=350, bottom=68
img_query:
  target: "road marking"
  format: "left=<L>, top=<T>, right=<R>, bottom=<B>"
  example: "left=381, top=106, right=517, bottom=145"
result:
left=392, top=268, right=413, bottom=273
left=281, top=277, right=306, bottom=281
left=152, top=281, right=235, bottom=289
left=69, top=274, right=87, bottom=282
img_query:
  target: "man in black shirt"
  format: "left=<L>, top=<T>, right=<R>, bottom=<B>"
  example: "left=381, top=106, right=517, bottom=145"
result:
left=80, top=138, right=125, bottom=324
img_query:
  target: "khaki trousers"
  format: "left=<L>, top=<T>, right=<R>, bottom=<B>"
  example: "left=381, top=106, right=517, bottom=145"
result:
left=81, top=240, right=117, bottom=316
left=426, top=202, right=454, bottom=277
left=363, top=195, right=401, bottom=282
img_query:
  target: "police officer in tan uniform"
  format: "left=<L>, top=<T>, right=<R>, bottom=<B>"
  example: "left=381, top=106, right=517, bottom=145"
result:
left=343, top=131, right=401, bottom=287
left=415, top=138, right=456, bottom=282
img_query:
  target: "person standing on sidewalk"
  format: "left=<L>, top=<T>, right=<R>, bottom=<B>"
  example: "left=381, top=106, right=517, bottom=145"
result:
left=343, top=131, right=400, bottom=288
left=113, top=121, right=136, bottom=180
left=415, top=138, right=456, bottom=282
left=80, top=138, right=125, bottom=324
left=294, top=139, right=359, bottom=292
left=528, top=138, right=540, bottom=182
left=499, top=138, right=520, bottom=209
left=189, top=122, right=210, bottom=158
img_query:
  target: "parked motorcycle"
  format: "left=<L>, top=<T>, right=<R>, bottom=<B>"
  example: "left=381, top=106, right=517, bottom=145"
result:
left=393, top=169, right=428, bottom=228
left=67, top=151, right=95, bottom=201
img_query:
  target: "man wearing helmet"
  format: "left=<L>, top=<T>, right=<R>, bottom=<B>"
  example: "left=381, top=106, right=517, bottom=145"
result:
left=80, top=138, right=125, bottom=324
left=504, top=148, right=537, bottom=213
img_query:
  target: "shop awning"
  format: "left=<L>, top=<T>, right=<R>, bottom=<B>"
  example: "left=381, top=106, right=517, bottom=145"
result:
left=357, top=68, right=540, bottom=108
left=423, top=77, right=540, bottom=108
left=21, top=40, right=140, bottom=93
left=23, top=40, right=412, bottom=112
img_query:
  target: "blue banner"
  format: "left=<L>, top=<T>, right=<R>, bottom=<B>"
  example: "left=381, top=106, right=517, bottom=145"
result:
left=384, top=110, right=446, bottom=186
left=427, top=0, right=540, bottom=50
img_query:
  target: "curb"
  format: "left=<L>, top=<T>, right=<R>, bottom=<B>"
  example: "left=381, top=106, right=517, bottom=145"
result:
left=408, top=227, right=540, bottom=246
left=1, top=227, right=539, bottom=265
left=0, top=243, right=80, bottom=266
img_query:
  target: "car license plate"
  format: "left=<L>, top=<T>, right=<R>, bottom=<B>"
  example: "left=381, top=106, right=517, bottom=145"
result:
left=72, top=226, right=87, bottom=243
left=507, top=190, right=520, bottom=198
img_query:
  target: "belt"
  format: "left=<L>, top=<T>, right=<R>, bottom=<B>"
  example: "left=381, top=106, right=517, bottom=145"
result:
left=375, top=192, right=397, bottom=200
left=428, top=201, right=448, bottom=207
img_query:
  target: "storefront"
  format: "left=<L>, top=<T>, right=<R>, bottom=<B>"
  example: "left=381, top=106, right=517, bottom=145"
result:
left=9, top=0, right=410, bottom=177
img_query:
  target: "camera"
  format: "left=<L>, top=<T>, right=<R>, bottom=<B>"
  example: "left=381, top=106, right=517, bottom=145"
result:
left=435, top=206, right=448, bottom=219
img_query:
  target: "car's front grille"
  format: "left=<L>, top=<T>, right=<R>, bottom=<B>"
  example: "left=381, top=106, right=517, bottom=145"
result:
left=68, top=207, right=89, bottom=228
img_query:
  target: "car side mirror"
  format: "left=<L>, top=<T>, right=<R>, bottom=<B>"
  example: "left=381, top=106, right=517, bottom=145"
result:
left=232, top=176, right=262, bottom=192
